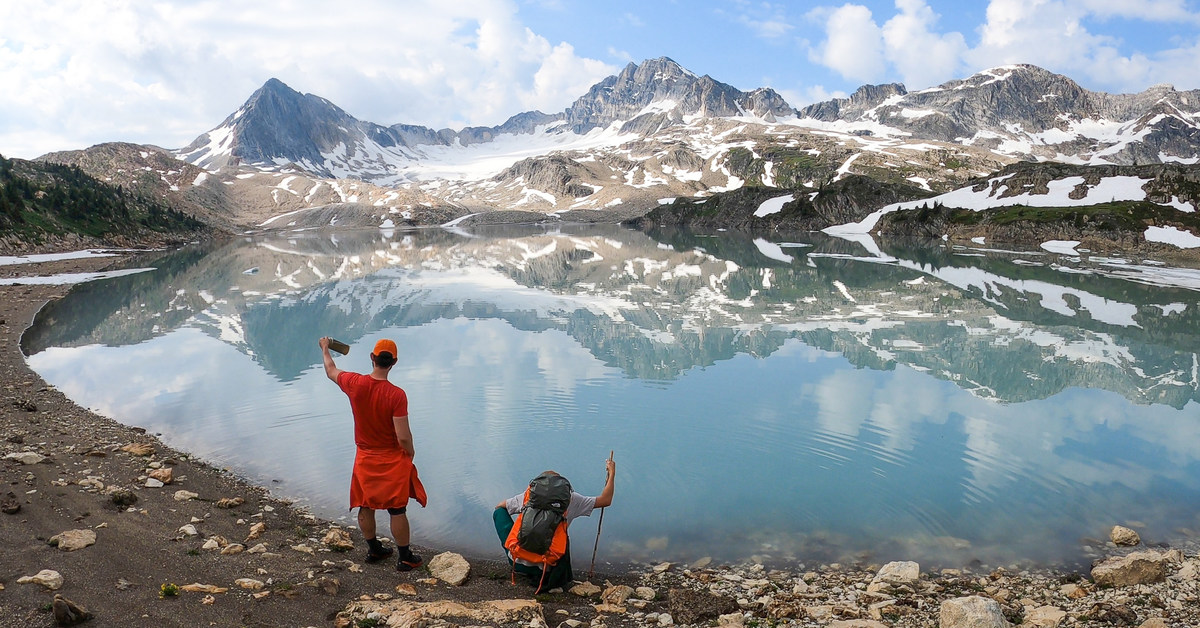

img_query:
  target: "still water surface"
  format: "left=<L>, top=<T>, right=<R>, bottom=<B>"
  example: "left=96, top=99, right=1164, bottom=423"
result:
left=23, top=225, right=1200, bottom=570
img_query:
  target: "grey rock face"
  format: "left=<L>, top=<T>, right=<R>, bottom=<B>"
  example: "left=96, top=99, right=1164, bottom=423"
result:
left=798, top=82, right=908, bottom=121
left=492, top=155, right=596, bottom=199
left=563, top=57, right=794, bottom=134
left=800, top=64, right=1200, bottom=164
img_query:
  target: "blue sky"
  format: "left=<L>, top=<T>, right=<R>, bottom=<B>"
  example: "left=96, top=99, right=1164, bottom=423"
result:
left=1, top=0, right=1198, bottom=159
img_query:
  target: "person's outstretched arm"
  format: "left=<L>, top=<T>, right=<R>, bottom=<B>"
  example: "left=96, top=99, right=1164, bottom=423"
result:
left=319, top=337, right=343, bottom=382
left=594, top=458, right=616, bottom=508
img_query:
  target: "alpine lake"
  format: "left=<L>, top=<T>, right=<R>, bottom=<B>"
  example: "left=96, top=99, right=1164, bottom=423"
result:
left=22, top=223, right=1200, bottom=572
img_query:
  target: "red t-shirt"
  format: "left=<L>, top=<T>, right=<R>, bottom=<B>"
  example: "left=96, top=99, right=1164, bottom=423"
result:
left=336, top=372, right=408, bottom=450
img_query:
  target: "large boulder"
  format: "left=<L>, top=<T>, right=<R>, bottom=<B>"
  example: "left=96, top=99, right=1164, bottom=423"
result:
left=873, top=560, right=920, bottom=586
left=1091, top=550, right=1171, bottom=587
left=428, top=551, right=470, bottom=586
left=939, top=596, right=1012, bottom=628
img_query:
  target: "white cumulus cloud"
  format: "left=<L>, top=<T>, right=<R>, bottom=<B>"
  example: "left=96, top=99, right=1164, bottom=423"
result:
left=881, top=0, right=967, bottom=89
left=809, top=0, right=1200, bottom=95
left=812, top=4, right=886, bottom=82
left=0, top=0, right=616, bottom=158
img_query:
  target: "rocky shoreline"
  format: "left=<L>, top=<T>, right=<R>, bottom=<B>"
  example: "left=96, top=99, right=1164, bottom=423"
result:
left=2, top=251, right=1198, bottom=628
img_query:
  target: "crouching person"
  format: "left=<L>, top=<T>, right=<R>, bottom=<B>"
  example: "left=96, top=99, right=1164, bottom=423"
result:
left=494, top=458, right=615, bottom=592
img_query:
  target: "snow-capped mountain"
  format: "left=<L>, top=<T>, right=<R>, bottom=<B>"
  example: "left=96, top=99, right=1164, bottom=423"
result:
left=177, top=59, right=1200, bottom=188
left=175, top=57, right=794, bottom=186
left=800, top=64, right=1200, bottom=166
left=30, top=58, right=1175, bottom=238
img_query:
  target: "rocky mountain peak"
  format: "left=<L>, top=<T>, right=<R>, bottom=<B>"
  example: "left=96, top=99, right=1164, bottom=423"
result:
left=798, top=82, right=908, bottom=121
left=177, top=77, right=368, bottom=173
left=564, top=57, right=793, bottom=133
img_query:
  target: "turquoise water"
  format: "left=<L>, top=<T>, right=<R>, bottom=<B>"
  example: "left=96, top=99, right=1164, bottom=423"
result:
left=23, top=224, right=1200, bottom=570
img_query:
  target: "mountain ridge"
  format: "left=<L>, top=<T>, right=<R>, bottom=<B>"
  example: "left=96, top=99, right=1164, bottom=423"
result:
left=20, top=57, right=1200, bottom=255
left=176, top=59, right=1200, bottom=184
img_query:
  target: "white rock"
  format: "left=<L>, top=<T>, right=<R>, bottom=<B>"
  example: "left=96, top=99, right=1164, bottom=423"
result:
left=202, top=539, right=220, bottom=550
left=652, top=562, right=672, bottom=573
left=602, top=585, right=635, bottom=606
left=4, top=452, right=45, bottom=465
left=235, top=578, right=265, bottom=591
left=247, top=543, right=268, bottom=554
left=635, top=586, right=656, bottom=600
left=145, top=478, right=164, bottom=488
left=570, top=582, right=602, bottom=596
left=690, top=556, right=713, bottom=570
left=18, top=569, right=63, bottom=590
left=658, top=613, right=674, bottom=626
left=428, top=551, right=470, bottom=585
left=939, top=596, right=1011, bottom=628
left=717, top=612, right=744, bottom=627
left=1173, top=559, right=1200, bottom=581
left=873, top=560, right=920, bottom=586
left=1024, top=605, right=1067, bottom=628
left=178, top=524, right=198, bottom=536
left=173, top=490, right=199, bottom=501
left=50, top=529, right=96, bottom=551
left=1110, top=525, right=1141, bottom=547
left=321, top=528, right=353, bottom=551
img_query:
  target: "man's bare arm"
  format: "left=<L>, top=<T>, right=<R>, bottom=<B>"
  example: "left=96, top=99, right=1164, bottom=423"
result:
left=594, top=458, right=616, bottom=508
left=393, top=414, right=414, bottom=457
left=319, top=337, right=343, bottom=383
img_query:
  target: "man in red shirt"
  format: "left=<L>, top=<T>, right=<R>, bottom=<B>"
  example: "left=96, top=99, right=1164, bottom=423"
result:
left=320, top=336, right=426, bottom=571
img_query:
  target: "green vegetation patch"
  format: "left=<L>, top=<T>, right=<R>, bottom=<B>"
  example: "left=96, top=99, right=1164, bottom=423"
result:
left=0, top=153, right=204, bottom=242
left=889, top=200, right=1200, bottom=232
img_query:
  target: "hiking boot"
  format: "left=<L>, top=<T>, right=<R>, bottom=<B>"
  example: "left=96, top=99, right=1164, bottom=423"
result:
left=364, top=542, right=394, bottom=564
left=396, top=551, right=423, bottom=572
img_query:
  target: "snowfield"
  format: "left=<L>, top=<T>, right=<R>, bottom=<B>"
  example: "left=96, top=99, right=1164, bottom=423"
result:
left=824, top=173, right=1197, bottom=247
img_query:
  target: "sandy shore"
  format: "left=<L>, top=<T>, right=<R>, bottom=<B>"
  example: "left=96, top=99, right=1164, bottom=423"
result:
left=2, top=251, right=1199, bottom=628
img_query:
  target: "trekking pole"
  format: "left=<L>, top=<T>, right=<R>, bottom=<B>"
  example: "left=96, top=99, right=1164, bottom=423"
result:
left=588, top=450, right=614, bottom=580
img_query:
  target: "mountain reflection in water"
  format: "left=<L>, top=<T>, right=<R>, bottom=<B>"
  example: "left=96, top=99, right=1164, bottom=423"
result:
left=23, top=224, right=1200, bottom=569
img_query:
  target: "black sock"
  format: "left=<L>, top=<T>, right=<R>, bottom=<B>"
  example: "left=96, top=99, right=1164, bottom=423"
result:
left=367, top=538, right=384, bottom=552
left=398, top=544, right=412, bottom=558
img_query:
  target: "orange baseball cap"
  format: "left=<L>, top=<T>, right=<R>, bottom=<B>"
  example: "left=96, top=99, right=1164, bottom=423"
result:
left=373, top=339, right=397, bottom=357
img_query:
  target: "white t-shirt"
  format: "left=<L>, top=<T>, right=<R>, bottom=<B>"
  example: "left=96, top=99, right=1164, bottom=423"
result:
left=505, top=491, right=596, bottom=523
